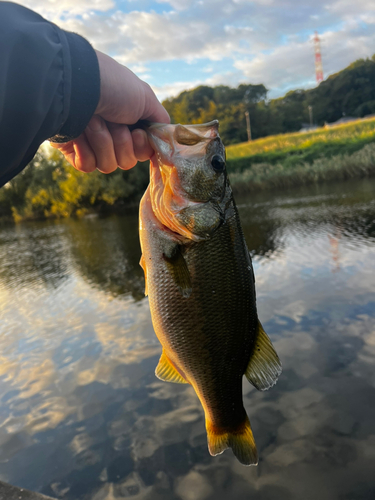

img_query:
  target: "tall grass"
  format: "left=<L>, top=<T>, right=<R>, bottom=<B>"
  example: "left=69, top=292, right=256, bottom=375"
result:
left=229, top=142, right=375, bottom=193
left=225, top=117, right=375, bottom=192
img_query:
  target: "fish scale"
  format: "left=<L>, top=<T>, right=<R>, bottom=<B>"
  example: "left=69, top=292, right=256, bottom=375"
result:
left=139, top=121, right=281, bottom=465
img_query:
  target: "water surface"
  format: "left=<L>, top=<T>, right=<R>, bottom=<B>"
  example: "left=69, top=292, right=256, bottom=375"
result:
left=0, top=179, right=375, bottom=500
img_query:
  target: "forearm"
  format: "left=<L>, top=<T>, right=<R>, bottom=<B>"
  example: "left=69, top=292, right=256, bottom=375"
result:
left=0, top=2, right=100, bottom=187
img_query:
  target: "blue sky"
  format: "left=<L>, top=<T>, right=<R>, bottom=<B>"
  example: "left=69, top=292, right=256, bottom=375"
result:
left=15, top=0, right=375, bottom=101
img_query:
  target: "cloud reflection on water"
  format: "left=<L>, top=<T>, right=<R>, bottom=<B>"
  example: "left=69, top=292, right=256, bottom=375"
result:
left=0, top=179, right=374, bottom=498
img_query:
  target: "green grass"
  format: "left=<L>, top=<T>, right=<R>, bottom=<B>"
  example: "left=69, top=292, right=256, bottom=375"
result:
left=229, top=142, right=375, bottom=193
left=225, top=117, right=375, bottom=191
left=226, top=116, right=375, bottom=159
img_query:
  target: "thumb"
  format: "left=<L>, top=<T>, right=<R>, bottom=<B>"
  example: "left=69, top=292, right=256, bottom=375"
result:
left=94, top=51, right=170, bottom=125
left=141, top=82, right=170, bottom=124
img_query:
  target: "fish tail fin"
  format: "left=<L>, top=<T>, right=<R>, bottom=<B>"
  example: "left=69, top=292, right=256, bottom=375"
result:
left=206, top=416, right=258, bottom=466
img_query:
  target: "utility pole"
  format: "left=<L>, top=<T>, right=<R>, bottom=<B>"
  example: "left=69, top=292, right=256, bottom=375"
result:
left=308, top=105, right=313, bottom=127
left=245, top=111, right=252, bottom=141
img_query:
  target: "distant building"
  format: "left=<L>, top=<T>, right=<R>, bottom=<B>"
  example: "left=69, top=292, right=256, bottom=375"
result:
left=300, top=123, right=318, bottom=132
left=328, top=116, right=357, bottom=126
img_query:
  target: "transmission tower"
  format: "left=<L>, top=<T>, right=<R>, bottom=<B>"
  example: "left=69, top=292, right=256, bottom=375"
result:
left=314, top=31, right=324, bottom=84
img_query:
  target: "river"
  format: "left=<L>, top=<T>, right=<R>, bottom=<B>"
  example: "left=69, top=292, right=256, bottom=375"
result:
left=0, top=178, right=375, bottom=500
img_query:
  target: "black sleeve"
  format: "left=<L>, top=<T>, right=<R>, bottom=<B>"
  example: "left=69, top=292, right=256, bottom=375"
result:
left=0, top=2, right=100, bottom=187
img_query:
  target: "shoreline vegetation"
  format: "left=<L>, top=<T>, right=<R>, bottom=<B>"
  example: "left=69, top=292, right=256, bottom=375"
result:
left=0, top=54, right=375, bottom=223
left=1, top=117, right=375, bottom=223
left=226, top=117, right=375, bottom=192
left=2, top=54, right=375, bottom=223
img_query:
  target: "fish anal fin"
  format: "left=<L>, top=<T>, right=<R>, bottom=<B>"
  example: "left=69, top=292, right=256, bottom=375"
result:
left=155, top=351, right=188, bottom=384
left=139, top=254, right=148, bottom=296
left=245, top=320, right=282, bottom=391
left=206, top=417, right=258, bottom=466
left=163, top=245, right=192, bottom=298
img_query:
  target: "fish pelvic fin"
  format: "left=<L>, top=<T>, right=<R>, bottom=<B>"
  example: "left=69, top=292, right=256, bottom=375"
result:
left=155, top=350, right=189, bottom=384
left=245, top=320, right=282, bottom=391
left=139, top=254, right=148, bottom=296
left=206, top=417, right=258, bottom=466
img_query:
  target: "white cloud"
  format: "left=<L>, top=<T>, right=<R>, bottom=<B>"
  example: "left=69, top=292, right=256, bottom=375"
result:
left=326, top=0, right=375, bottom=18
left=12, top=0, right=375, bottom=99
left=156, top=0, right=197, bottom=10
left=234, top=23, right=375, bottom=96
left=127, top=64, right=150, bottom=75
left=151, top=79, right=203, bottom=101
left=17, top=0, right=114, bottom=19
left=151, top=69, right=248, bottom=101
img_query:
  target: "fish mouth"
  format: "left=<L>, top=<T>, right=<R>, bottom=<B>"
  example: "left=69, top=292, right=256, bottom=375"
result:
left=146, top=121, right=225, bottom=241
left=147, top=121, right=220, bottom=161
left=147, top=120, right=219, bottom=135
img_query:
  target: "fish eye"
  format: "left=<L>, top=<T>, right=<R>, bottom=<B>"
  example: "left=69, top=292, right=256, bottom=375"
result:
left=211, top=155, right=226, bottom=173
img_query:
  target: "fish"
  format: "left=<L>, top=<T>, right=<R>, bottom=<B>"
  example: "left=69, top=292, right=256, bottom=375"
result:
left=139, top=120, right=281, bottom=466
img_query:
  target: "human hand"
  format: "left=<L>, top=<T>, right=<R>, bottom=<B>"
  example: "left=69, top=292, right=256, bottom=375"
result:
left=51, top=50, right=170, bottom=173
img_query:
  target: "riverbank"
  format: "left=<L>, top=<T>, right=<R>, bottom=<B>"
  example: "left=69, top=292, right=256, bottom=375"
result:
left=1, top=117, right=375, bottom=222
left=229, top=141, right=375, bottom=192
left=226, top=117, right=375, bottom=192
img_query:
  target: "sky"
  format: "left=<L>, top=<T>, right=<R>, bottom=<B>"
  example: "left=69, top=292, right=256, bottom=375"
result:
left=13, top=0, right=375, bottom=101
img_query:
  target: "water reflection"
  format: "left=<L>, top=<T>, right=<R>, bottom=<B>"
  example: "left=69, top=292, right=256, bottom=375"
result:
left=0, top=222, right=69, bottom=290
left=0, top=178, right=374, bottom=499
left=66, top=214, right=145, bottom=301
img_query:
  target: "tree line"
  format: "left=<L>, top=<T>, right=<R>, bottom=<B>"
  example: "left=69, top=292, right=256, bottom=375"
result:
left=0, top=149, right=150, bottom=220
left=1, top=54, right=375, bottom=220
left=163, top=55, right=375, bottom=144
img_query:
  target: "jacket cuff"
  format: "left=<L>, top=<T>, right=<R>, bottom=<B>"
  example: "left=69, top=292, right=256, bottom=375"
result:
left=50, top=32, right=100, bottom=143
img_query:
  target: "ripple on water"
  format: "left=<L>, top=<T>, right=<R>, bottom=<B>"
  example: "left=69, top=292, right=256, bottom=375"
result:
left=0, top=179, right=375, bottom=499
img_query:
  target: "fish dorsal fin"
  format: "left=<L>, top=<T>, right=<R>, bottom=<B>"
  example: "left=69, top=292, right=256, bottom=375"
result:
left=245, top=321, right=282, bottom=391
left=139, top=254, right=148, bottom=296
left=163, top=245, right=192, bottom=298
left=155, top=351, right=188, bottom=384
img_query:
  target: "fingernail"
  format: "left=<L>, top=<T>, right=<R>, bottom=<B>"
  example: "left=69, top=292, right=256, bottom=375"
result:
left=87, top=116, right=103, bottom=132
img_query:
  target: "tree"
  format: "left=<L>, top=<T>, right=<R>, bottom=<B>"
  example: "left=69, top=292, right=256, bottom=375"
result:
left=162, top=56, right=375, bottom=141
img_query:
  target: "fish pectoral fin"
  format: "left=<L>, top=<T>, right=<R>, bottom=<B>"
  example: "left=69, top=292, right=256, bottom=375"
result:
left=155, top=351, right=188, bottom=384
left=206, top=417, right=258, bottom=466
left=163, top=245, right=192, bottom=298
left=245, top=320, right=282, bottom=391
left=139, top=254, right=148, bottom=296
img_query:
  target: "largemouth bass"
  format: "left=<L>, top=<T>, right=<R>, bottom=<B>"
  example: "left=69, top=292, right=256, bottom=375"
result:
left=139, top=120, right=281, bottom=465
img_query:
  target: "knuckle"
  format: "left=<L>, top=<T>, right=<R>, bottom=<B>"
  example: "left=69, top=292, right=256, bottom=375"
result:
left=112, top=126, right=130, bottom=146
left=94, top=134, right=113, bottom=152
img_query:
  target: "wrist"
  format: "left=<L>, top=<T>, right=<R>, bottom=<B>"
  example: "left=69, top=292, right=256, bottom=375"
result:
left=94, top=50, right=109, bottom=117
left=51, top=34, right=100, bottom=142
